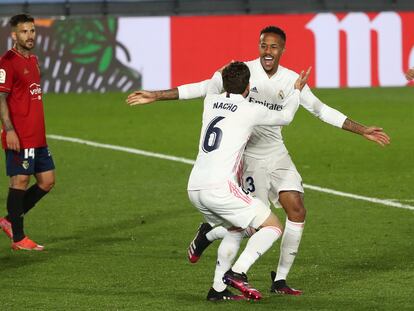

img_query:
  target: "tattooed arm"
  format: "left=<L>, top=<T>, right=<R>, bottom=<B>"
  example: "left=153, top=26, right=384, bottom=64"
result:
left=0, top=92, right=20, bottom=151
left=342, top=118, right=390, bottom=147
left=299, top=88, right=390, bottom=147
left=126, top=88, right=179, bottom=106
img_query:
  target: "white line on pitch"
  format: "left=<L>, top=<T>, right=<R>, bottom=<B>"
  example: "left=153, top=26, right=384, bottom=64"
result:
left=385, top=199, right=414, bottom=202
left=47, top=134, right=414, bottom=211
left=303, top=184, right=414, bottom=210
left=48, top=134, right=195, bottom=165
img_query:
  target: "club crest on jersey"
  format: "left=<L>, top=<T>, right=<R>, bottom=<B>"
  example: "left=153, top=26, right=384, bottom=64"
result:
left=23, top=68, right=30, bottom=75
left=278, top=90, right=285, bottom=100
left=22, top=160, right=29, bottom=170
left=0, top=69, right=5, bottom=83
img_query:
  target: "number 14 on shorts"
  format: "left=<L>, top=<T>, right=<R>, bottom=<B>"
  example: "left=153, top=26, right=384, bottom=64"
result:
left=24, top=148, right=35, bottom=159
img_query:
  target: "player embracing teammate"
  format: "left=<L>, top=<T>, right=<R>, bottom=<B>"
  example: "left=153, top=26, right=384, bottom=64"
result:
left=187, top=62, right=310, bottom=300
left=127, top=25, right=390, bottom=300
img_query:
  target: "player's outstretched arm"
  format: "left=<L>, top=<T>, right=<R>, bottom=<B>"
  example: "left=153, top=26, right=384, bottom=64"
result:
left=126, top=78, right=213, bottom=106
left=405, top=68, right=414, bottom=81
left=342, top=119, right=390, bottom=147
left=126, top=88, right=179, bottom=106
left=125, top=61, right=232, bottom=106
left=299, top=71, right=389, bottom=146
left=0, top=92, right=20, bottom=151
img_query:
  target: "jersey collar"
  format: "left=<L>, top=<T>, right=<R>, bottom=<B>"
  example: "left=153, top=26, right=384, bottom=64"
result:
left=222, top=93, right=246, bottom=101
left=11, top=48, right=31, bottom=59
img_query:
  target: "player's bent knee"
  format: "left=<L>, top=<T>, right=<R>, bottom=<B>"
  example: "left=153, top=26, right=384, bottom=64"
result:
left=38, top=180, right=55, bottom=192
left=279, top=191, right=306, bottom=222
left=217, top=242, right=238, bottom=261
left=288, top=206, right=306, bottom=222
left=260, top=212, right=283, bottom=232
left=10, top=175, right=30, bottom=189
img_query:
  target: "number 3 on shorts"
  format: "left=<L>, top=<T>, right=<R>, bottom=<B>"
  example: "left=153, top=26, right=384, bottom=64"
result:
left=24, top=148, right=35, bottom=159
left=245, top=176, right=255, bottom=192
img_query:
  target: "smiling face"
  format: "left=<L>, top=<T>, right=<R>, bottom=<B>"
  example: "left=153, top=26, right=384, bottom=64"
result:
left=259, top=32, right=285, bottom=77
left=12, top=21, right=36, bottom=53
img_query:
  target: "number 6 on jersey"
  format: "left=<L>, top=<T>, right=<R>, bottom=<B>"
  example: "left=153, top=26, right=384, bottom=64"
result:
left=202, top=116, right=225, bottom=153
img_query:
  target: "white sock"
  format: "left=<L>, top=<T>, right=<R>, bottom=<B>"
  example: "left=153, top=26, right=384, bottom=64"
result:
left=206, top=226, right=228, bottom=242
left=232, top=226, right=282, bottom=274
left=275, top=219, right=305, bottom=281
left=212, top=230, right=243, bottom=292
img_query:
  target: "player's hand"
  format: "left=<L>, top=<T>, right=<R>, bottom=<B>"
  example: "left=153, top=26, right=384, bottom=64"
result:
left=6, top=130, right=20, bottom=152
left=405, top=68, right=414, bottom=81
left=362, top=127, right=390, bottom=147
left=126, top=90, right=157, bottom=106
left=294, top=67, right=312, bottom=91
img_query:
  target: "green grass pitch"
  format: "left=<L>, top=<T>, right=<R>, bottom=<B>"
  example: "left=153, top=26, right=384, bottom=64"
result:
left=0, top=87, right=413, bottom=310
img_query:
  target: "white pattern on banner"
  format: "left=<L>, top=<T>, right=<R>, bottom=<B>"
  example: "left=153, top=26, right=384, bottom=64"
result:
left=116, top=17, right=171, bottom=90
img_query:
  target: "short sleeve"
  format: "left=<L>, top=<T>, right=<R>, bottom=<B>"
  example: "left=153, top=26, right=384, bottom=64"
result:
left=0, top=58, right=14, bottom=93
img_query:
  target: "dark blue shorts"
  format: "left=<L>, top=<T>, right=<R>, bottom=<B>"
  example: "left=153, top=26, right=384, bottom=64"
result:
left=5, top=147, right=55, bottom=176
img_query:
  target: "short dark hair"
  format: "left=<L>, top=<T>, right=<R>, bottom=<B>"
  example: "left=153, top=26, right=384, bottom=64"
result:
left=260, top=26, right=286, bottom=43
left=222, top=61, right=250, bottom=94
left=9, top=14, right=34, bottom=28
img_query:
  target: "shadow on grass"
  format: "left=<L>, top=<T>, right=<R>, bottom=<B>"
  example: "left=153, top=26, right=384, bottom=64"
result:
left=0, top=207, right=191, bottom=272
left=0, top=251, right=49, bottom=271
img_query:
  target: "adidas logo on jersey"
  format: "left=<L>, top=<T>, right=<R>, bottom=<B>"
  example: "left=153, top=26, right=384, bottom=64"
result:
left=250, top=86, right=258, bottom=93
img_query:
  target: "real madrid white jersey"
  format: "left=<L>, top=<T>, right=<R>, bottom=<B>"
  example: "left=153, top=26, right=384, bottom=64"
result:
left=187, top=72, right=300, bottom=190
left=178, top=58, right=347, bottom=161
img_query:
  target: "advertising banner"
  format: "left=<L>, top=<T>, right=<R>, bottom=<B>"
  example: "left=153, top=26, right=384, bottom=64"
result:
left=0, top=17, right=144, bottom=93
left=171, top=12, right=414, bottom=88
left=1, top=12, right=413, bottom=93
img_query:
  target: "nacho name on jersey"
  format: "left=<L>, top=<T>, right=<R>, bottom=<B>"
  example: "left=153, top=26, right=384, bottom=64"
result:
left=213, top=101, right=238, bottom=112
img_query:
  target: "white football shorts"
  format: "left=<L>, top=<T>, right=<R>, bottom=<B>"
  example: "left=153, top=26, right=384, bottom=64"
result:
left=242, top=153, right=304, bottom=207
left=188, top=181, right=271, bottom=230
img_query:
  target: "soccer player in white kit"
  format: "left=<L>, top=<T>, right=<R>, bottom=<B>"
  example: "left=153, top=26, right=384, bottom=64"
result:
left=187, top=61, right=309, bottom=300
left=126, top=26, right=390, bottom=296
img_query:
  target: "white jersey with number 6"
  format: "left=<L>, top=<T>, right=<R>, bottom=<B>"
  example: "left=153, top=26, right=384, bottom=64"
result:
left=188, top=72, right=300, bottom=190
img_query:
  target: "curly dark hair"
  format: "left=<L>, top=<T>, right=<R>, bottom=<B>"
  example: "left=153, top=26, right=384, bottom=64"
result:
left=222, top=61, right=250, bottom=95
